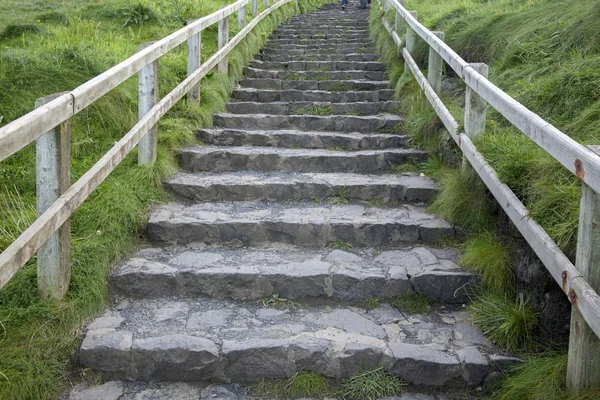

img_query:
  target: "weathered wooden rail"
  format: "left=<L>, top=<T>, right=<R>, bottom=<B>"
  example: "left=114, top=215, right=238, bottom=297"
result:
left=378, top=0, right=600, bottom=390
left=0, top=0, right=298, bottom=294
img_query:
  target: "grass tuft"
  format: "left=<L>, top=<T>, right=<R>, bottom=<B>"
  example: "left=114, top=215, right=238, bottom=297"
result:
left=285, top=371, right=331, bottom=398
left=340, top=368, right=406, bottom=400
left=461, top=232, right=514, bottom=294
left=390, top=293, right=430, bottom=314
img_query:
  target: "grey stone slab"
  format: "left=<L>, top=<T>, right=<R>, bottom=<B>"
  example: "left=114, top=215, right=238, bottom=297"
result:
left=238, top=78, right=389, bottom=91
left=243, top=67, right=386, bottom=81
left=79, top=329, right=133, bottom=376
left=68, top=381, right=124, bottom=400
left=166, top=171, right=437, bottom=204
left=457, top=346, right=489, bottom=385
left=179, top=146, right=424, bottom=174
left=389, top=342, right=462, bottom=386
left=232, top=88, right=394, bottom=103
left=225, top=101, right=400, bottom=116
left=222, top=339, right=295, bottom=381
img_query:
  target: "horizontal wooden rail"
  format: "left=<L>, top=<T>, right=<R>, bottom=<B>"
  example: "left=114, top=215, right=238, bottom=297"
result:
left=381, top=0, right=600, bottom=388
left=0, top=0, right=295, bottom=288
left=0, top=0, right=250, bottom=164
left=388, top=2, right=600, bottom=196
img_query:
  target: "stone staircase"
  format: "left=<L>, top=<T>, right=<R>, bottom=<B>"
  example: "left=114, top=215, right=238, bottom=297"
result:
left=71, top=4, right=518, bottom=399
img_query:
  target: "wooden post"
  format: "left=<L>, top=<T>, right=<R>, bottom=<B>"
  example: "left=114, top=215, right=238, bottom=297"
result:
left=35, top=93, right=71, bottom=300
left=251, top=0, right=258, bottom=15
left=238, top=4, right=246, bottom=29
left=404, top=11, right=417, bottom=71
left=218, top=17, right=229, bottom=75
left=461, top=62, right=488, bottom=177
left=427, top=31, right=445, bottom=95
left=567, top=145, right=600, bottom=391
left=263, top=0, right=269, bottom=9
left=138, top=41, right=158, bottom=166
left=187, top=26, right=201, bottom=106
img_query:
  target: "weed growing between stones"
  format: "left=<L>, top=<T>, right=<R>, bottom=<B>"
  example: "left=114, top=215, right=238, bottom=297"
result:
left=364, top=298, right=381, bottom=310
left=329, top=241, right=353, bottom=250
left=470, top=293, right=537, bottom=352
left=330, top=186, right=350, bottom=205
left=339, top=368, right=406, bottom=400
left=378, top=122, right=404, bottom=134
left=367, top=197, right=385, bottom=207
left=329, top=82, right=350, bottom=92
left=285, top=371, right=331, bottom=398
left=389, top=163, right=421, bottom=174
left=390, top=293, right=430, bottom=314
left=345, top=111, right=364, bottom=116
left=294, top=104, right=333, bottom=116
left=259, top=294, right=300, bottom=309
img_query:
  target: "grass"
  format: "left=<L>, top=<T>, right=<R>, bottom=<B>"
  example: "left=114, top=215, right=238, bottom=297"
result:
left=329, top=82, right=349, bottom=91
left=491, top=353, right=600, bottom=400
left=330, top=185, right=350, bottom=205
left=460, top=232, right=514, bottom=294
left=0, top=0, right=331, bottom=398
left=339, top=368, right=406, bottom=400
left=470, top=293, right=537, bottom=352
left=364, top=298, right=381, bottom=310
left=329, top=241, right=353, bottom=250
left=390, top=162, right=420, bottom=174
left=285, top=371, right=331, bottom=398
left=390, top=293, right=430, bottom=314
left=294, top=104, right=333, bottom=115
left=259, top=293, right=300, bottom=309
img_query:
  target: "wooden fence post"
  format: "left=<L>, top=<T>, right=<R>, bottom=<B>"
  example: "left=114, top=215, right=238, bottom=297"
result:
left=404, top=11, right=417, bottom=71
left=461, top=62, right=488, bottom=177
left=567, top=146, right=600, bottom=391
left=35, top=93, right=71, bottom=300
left=138, top=41, right=158, bottom=166
left=218, top=17, right=229, bottom=75
left=251, top=0, right=258, bottom=15
left=427, top=31, right=445, bottom=95
left=186, top=26, right=201, bottom=106
left=238, top=4, right=246, bottom=29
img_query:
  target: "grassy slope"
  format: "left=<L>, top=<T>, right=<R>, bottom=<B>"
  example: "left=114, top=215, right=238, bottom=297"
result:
left=0, top=0, right=330, bottom=398
left=371, top=0, right=600, bottom=398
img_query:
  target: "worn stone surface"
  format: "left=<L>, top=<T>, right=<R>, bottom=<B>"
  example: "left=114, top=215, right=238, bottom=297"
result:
left=225, top=100, right=400, bottom=116
left=238, top=78, right=390, bottom=91
left=79, top=297, right=510, bottom=386
left=147, top=202, right=453, bottom=247
left=110, top=245, right=474, bottom=303
left=232, top=88, right=395, bottom=102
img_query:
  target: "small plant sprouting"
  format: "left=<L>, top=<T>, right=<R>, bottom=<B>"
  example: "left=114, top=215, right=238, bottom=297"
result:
left=367, top=197, right=385, bottom=207
left=330, top=241, right=353, bottom=250
left=330, top=185, right=349, bottom=205
left=327, top=145, right=345, bottom=151
left=391, top=293, right=430, bottom=314
left=285, top=371, right=331, bottom=398
left=294, top=105, right=333, bottom=116
left=340, top=368, right=406, bottom=400
left=259, top=294, right=300, bottom=309
left=330, top=82, right=349, bottom=92
left=365, top=298, right=381, bottom=310
left=378, top=122, right=404, bottom=134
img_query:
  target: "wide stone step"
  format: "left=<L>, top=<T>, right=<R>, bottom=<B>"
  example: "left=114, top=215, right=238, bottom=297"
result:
left=166, top=171, right=437, bottom=204
left=238, top=78, right=390, bottom=91
left=213, top=112, right=402, bottom=132
left=264, top=43, right=375, bottom=50
left=275, top=29, right=368, bottom=35
left=147, top=202, right=453, bottom=246
left=260, top=53, right=379, bottom=62
left=232, top=88, right=394, bottom=103
left=250, top=60, right=385, bottom=71
left=262, top=47, right=376, bottom=56
left=242, top=67, right=386, bottom=81
left=198, top=129, right=406, bottom=149
left=111, top=244, right=475, bottom=302
left=179, top=146, right=424, bottom=173
left=266, top=38, right=370, bottom=45
left=273, top=33, right=370, bottom=40
left=225, top=101, right=400, bottom=116
left=79, top=297, right=512, bottom=385
left=281, top=23, right=369, bottom=29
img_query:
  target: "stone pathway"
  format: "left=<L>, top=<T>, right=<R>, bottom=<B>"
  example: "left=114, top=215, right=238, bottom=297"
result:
left=69, top=3, right=518, bottom=399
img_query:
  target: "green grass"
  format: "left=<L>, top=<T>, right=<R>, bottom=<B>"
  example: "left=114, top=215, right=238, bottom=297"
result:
left=339, top=368, right=406, bottom=400
left=329, top=241, right=353, bottom=250
left=285, top=371, right=331, bottom=398
left=0, top=0, right=331, bottom=398
left=330, top=185, right=350, bottom=205
left=491, top=353, right=600, bottom=400
left=390, top=293, right=430, bottom=314
left=470, top=293, right=537, bottom=352
left=461, top=232, right=514, bottom=294
left=294, top=104, right=333, bottom=115
left=364, top=298, right=381, bottom=310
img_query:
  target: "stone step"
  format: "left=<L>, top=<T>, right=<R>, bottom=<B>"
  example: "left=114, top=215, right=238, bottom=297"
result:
left=274, top=29, right=368, bottom=35
left=79, top=297, right=511, bottom=386
left=273, top=33, right=370, bottom=40
left=250, top=60, right=385, bottom=71
left=225, top=101, right=400, bottom=116
left=213, top=112, right=402, bottom=132
left=147, top=202, right=453, bottom=246
left=68, top=381, right=480, bottom=400
left=262, top=47, right=376, bottom=56
left=111, top=244, right=475, bottom=303
left=264, top=43, right=375, bottom=50
left=281, top=23, right=369, bottom=29
left=238, top=78, right=390, bottom=91
left=166, top=171, right=436, bottom=204
left=232, top=88, right=394, bottom=103
left=198, top=129, right=406, bottom=150
left=242, top=67, right=387, bottom=81
left=260, top=53, right=379, bottom=62
left=179, top=146, right=425, bottom=174
left=265, top=38, right=370, bottom=46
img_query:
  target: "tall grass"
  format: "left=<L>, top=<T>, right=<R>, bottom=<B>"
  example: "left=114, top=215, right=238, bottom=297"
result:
left=0, top=0, right=330, bottom=398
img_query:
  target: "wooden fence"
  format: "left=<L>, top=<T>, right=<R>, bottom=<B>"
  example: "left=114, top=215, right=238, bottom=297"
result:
left=0, top=0, right=297, bottom=294
left=378, top=0, right=600, bottom=390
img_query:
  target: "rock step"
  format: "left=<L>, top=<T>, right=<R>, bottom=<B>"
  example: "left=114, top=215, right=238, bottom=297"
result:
left=212, top=113, right=402, bottom=132
left=232, top=88, right=394, bottom=102
left=68, top=381, right=471, bottom=400
left=238, top=78, right=390, bottom=91
left=250, top=60, right=384, bottom=71
left=265, top=38, right=370, bottom=46
left=242, top=67, right=386, bottom=81
left=147, top=201, right=453, bottom=246
left=166, top=171, right=437, bottom=204
left=263, top=43, right=376, bottom=50
left=111, top=245, right=475, bottom=303
left=262, top=47, right=376, bottom=56
left=274, top=29, right=368, bottom=35
left=78, top=297, right=514, bottom=385
left=179, top=146, right=425, bottom=174
left=281, top=23, right=369, bottom=29
left=198, top=128, right=406, bottom=150
left=273, top=33, right=370, bottom=40
left=260, top=53, right=379, bottom=62
left=225, top=101, right=400, bottom=116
